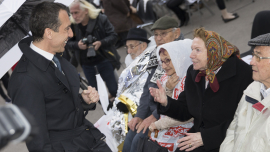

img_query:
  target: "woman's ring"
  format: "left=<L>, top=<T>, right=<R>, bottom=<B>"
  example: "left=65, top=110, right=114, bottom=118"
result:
left=189, top=144, right=193, bottom=148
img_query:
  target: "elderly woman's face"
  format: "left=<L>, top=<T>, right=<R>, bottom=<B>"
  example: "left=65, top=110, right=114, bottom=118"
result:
left=190, top=37, right=208, bottom=71
left=160, top=50, right=176, bottom=76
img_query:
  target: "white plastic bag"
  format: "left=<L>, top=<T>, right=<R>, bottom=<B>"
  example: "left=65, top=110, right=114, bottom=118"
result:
left=94, top=110, right=118, bottom=152
left=150, top=122, right=193, bottom=152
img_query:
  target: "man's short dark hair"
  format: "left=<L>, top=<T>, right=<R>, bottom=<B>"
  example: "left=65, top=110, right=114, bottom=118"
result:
left=29, top=2, right=69, bottom=42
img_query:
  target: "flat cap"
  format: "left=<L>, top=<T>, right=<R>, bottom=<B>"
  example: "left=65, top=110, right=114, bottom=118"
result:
left=151, top=16, right=178, bottom=31
left=248, top=33, right=270, bottom=46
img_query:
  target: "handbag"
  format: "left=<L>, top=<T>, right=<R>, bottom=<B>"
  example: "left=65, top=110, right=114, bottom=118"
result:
left=137, top=130, right=168, bottom=152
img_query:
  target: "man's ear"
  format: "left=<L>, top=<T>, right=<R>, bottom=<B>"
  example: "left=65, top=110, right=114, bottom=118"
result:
left=174, top=28, right=181, bottom=39
left=44, top=28, right=53, bottom=40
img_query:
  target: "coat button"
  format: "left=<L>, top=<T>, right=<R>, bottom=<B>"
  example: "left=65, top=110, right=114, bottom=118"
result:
left=63, top=88, right=68, bottom=93
left=58, top=81, right=62, bottom=85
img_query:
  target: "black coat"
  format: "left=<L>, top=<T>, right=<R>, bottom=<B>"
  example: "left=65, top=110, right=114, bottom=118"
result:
left=66, top=14, right=119, bottom=68
left=8, top=37, right=105, bottom=152
left=158, top=54, right=253, bottom=152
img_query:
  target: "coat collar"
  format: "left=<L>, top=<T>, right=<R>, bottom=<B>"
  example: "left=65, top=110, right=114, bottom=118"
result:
left=190, top=54, right=238, bottom=85
left=18, top=37, right=80, bottom=92
left=86, top=16, right=98, bottom=34
left=18, top=37, right=51, bottom=72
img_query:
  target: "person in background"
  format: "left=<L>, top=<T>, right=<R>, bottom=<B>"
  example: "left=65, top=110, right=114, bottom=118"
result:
left=166, top=0, right=189, bottom=27
left=220, top=33, right=270, bottom=152
left=67, top=0, right=118, bottom=99
left=102, top=0, right=137, bottom=48
left=150, top=27, right=253, bottom=152
left=217, top=0, right=239, bottom=23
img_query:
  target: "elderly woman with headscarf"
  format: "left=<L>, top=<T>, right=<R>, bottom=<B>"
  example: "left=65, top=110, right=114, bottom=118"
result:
left=149, top=27, right=253, bottom=152
left=148, top=40, right=194, bottom=152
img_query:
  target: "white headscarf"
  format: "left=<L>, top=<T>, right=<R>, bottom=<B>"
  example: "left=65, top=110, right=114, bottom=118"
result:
left=156, top=39, right=193, bottom=99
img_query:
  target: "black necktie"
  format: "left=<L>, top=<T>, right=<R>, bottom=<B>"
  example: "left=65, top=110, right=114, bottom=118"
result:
left=52, top=56, right=62, bottom=72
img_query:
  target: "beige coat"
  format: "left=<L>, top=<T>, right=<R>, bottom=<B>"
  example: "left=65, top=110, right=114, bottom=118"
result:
left=220, top=81, right=270, bottom=152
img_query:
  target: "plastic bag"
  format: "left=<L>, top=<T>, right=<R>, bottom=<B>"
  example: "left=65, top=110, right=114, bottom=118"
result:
left=94, top=110, right=118, bottom=152
left=150, top=122, right=193, bottom=152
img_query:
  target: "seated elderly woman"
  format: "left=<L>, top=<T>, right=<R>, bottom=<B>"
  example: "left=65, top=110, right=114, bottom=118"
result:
left=148, top=40, right=194, bottom=152
left=149, top=27, right=253, bottom=152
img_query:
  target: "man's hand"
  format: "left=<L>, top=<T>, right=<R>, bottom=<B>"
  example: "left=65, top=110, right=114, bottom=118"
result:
left=81, top=86, right=99, bottom=104
left=78, top=40, right=87, bottom=50
left=166, top=73, right=180, bottom=90
left=93, top=41, right=102, bottom=51
left=149, top=80, right=168, bottom=106
left=128, top=117, right=143, bottom=131
left=136, top=115, right=157, bottom=134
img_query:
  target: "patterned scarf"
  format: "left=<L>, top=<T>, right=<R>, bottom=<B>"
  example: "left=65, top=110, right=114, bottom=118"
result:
left=195, top=31, right=240, bottom=92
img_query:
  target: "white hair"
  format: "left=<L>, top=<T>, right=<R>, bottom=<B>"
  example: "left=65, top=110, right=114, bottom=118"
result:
left=69, top=0, right=101, bottom=23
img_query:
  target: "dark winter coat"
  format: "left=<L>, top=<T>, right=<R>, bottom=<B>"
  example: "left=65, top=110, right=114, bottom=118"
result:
left=8, top=37, right=107, bottom=152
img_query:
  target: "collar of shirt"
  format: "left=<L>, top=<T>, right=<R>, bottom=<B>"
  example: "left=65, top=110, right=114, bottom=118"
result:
left=260, top=83, right=270, bottom=99
left=205, top=66, right=222, bottom=89
left=30, top=42, right=54, bottom=61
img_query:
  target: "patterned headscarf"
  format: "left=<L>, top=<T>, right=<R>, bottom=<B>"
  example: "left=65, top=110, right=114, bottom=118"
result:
left=195, top=30, right=240, bottom=92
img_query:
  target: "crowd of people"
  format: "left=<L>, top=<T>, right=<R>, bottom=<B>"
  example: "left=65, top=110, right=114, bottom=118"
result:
left=3, top=0, right=270, bottom=152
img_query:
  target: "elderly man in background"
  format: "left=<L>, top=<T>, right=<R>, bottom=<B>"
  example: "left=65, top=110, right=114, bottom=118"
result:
left=220, top=33, right=270, bottom=152
left=67, top=0, right=118, bottom=100
left=122, top=16, right=184, bottom=152
left=124, top=28, right=150, bottom=67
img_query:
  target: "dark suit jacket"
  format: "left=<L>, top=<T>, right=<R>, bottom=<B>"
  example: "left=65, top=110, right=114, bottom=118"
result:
left=158, top=54, right=253, bottom=152
left=8, top=37, right=102, bottom=151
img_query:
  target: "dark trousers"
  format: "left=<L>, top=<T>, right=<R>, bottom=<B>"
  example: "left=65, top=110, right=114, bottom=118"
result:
left=122, top=129, right=149, bottom=152
left=82, top=60, right=118, bottom=97
left=166, top=0, right=186, bottom=22
left=216, top=0, right=226, bottom=10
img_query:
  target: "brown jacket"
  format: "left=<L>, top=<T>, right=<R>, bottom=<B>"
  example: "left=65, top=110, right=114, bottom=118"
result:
left=102, top=0, right=136, bottom=33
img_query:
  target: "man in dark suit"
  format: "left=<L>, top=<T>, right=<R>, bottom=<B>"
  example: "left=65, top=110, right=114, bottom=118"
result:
left=8, top=2, right=111, bottom=152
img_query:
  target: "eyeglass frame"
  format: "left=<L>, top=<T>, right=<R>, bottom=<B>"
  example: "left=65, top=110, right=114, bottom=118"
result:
left=154, top=28, right=176, bottom=38
left=159, top=58, right=171, bottom=66
left=124, top=42, right=142, bottom=51
left=252, top=52, right=270, bottom=62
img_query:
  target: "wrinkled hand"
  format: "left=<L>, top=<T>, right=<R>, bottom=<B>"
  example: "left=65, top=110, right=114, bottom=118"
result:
left=81, top=86, right=99, bottom=104
left=78, top=40, right=87, bottom=50
left=93, top=41, right=102, bottom=51
left=149, top=122, right=157, bottom=132
left=130, top=6, right=137, bottom=14
left=177, top=132, right=204, bottom=151
left=128, top=117, right=143, bottom=131
left=149, top=80, right=168, bottom=106
left=166, top=73, right=179, bottom=90
left=136, top=115, right=157, bottom=134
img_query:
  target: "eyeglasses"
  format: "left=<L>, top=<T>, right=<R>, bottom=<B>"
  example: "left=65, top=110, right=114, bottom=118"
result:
left=124, top=42, right=142, bottom=51
left=154, top=29, right=174, bottom=38
left=252, top=52, right=270, bottom=62
left=159, top=58, right=171, bottom=66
